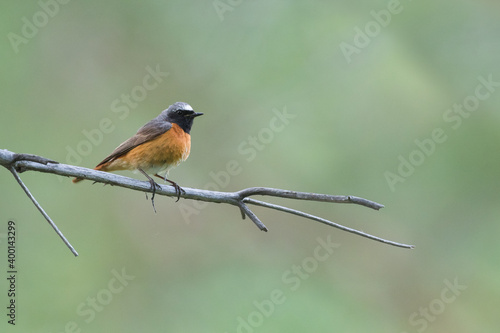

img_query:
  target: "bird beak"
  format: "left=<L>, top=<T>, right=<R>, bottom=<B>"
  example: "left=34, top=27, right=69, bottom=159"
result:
left=191, top=112, right=203, bottom=118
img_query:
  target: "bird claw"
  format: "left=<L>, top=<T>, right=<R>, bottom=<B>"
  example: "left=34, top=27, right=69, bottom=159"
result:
left=171, top=183, right=185, bottom=202
left=153, top=173, right=184, bottom=202
left=149, top=181, right=162, bottom=213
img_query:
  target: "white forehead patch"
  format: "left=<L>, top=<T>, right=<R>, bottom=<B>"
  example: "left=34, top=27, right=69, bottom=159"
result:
left=182, top=103, right=193, bottom=111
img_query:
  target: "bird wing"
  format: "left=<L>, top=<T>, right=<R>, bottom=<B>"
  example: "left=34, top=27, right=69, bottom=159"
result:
left=96, top=118, right=172, bottom=167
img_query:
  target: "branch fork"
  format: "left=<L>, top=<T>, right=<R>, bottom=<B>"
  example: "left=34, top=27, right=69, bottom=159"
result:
left=0, top=149, right=414, bottom=256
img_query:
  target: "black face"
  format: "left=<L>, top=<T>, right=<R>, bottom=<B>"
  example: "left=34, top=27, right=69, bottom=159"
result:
left=163, top=102, right=203, bottom=134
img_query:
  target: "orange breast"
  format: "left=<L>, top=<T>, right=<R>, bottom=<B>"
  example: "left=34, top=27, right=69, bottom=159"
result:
left=102, top=123, right=191, bottom=172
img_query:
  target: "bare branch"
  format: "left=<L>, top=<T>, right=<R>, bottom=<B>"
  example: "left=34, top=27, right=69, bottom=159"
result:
left=7, top=166, right=79, bottom=256
left=237, top=187, right=384, bottom=210
left=243, top=198, right=414, bottom=249
left=238, top=202, right=268, bottom=231
left=0, top=149, right=415, bottom=255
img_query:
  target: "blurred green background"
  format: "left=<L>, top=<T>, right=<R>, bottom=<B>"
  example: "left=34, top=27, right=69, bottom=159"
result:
left=1, top=1, right=499, bottom=332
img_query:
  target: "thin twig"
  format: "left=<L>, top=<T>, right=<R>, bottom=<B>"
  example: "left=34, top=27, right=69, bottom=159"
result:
left=237, top=187, right=384, bottom=210
left=238, top=202, right=268, bottom=231
left=8, top=166, right=79, bottom=256
left=11, top=153, right=58, bottom=165
left=243, top=198, right=414, bottom=249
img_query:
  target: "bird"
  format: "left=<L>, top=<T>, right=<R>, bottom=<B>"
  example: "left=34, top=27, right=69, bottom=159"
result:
left=72, top=102, right=203, bottom=210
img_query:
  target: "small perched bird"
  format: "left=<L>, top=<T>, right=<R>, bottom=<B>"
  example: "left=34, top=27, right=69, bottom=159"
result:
left=72, top=102, right=203, bottom=209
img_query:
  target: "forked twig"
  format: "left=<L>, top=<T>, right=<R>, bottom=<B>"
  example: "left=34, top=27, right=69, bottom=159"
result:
left=243, top=198, right=413, bottom=249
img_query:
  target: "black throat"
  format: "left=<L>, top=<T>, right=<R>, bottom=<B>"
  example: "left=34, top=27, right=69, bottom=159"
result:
left=167, top=115, right=194, bottom=134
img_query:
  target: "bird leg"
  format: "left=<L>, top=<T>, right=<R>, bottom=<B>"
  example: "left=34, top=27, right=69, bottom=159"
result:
left=154, top=173, right=185, bottom=202
left=138, top=169, right=161, bottom=213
